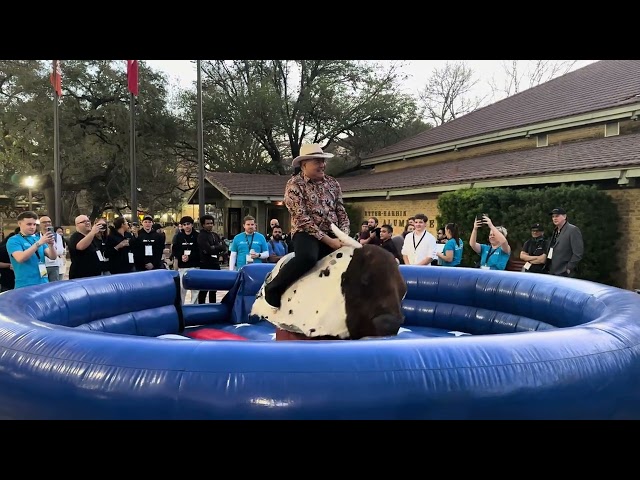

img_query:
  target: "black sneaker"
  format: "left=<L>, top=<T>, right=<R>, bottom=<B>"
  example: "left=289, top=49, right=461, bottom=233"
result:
left=264, top=285, right=282, bottom=309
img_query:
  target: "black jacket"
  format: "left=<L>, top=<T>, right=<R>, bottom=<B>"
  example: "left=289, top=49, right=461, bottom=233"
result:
left=197, top=230, right=226, bottom=268
left=523, top=236, right=550, bottom=273
left=172, top=230, right=200, bottom=268
left=132, top=228, right=165, bottom=270
left=106, top=231, right=135, bottom=274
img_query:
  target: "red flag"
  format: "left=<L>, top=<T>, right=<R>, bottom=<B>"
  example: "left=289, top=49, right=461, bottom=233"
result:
left=127, top=60, right=139, bottom=96
left=50, top=60, right=62, bottom=97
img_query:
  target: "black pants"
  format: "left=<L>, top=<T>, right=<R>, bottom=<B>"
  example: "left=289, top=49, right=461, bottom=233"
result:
left=264, top=231, right=333, bottom=307
left=198, top=263, right=220, bottom=304
left=198, top=290, right=217, bottom=304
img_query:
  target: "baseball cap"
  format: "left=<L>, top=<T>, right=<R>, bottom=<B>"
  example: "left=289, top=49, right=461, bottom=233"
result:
left=142, top=215, right=154, bottom=222
left=531, top=223, right=544, bottom=231
left=550, top=207, right=567, bottom=215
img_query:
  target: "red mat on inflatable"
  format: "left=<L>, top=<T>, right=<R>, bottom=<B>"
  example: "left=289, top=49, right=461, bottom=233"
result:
left=184, top=328, right=248, bottom=341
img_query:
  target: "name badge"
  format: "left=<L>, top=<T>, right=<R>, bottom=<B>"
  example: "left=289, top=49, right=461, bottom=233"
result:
left=523, top=261, right=531, bottom=271
left=128, top=252, right=134, bottom=263
left=184, top=250, right=191, bottom=256
left=97, top=250, right=106, bottom=262
left=39, top=263, right=47, bottom=277
left=145, top=245, right=153, bottom=256
left=547, top=248, right=554, bottom=260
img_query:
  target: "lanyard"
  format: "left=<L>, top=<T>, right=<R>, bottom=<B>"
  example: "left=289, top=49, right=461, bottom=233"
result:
left=245, top=233, right=254, bottom=251
left=412, top=231, right=426, bottom=250
left=484, top=247, right=497, bottom=265
left=551, top=225, right=564, bottom=247
left=21, top=235, right=41, bottom=261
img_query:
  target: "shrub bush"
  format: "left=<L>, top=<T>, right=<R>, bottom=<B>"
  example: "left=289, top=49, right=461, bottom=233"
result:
left=436, top=185, right=619, bottom=285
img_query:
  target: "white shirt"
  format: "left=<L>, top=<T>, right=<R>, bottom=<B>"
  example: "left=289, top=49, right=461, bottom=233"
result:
left=44, top=233, right=65, bottom=268
left=402, top=230, right=436, bottom=265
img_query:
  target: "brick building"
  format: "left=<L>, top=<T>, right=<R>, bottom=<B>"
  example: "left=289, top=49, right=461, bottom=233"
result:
left=188, top=60, right=640, bottom=290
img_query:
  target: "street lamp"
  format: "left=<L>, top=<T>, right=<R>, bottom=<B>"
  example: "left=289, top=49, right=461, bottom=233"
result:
left=24, top=176, right=35, bottom=211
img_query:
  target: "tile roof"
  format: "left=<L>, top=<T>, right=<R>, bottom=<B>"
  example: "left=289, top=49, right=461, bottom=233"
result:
left=340, top=131, right=640, bottom=192
left=364, top=60, right=640, bottom=160
left=206, top=132, right=640, bottom=197
left=206, top=171, right=290, bottom=197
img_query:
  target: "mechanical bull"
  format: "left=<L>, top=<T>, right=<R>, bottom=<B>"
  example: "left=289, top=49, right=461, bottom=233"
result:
left=250, top=224, right=408, bottom=340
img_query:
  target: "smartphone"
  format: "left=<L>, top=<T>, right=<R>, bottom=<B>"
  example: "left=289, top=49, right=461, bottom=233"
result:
left=46, top=226, right=55, bottom=236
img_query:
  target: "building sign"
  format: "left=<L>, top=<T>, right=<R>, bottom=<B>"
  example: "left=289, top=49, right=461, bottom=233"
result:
left=363, top=210, right=408, bottom=227
left=363, top=210, right=435, bottom=229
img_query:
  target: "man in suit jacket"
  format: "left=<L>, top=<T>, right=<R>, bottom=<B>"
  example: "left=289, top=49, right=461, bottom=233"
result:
left=546, top=207, right=584, bottom=277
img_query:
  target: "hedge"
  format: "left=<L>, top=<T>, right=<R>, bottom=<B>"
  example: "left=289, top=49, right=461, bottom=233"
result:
left=436, top=185, right=619, bottom=286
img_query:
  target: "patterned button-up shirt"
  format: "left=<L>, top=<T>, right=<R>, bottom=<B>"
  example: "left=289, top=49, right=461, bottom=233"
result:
left=284, top=172, right=350, bottom=240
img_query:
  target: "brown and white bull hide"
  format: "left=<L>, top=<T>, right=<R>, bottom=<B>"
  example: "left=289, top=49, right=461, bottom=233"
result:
left=250, top=223, right=407, bottom=340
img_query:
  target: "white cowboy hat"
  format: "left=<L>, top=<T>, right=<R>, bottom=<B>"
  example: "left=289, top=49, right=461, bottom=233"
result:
left=291, top=143, right=334, bottom=168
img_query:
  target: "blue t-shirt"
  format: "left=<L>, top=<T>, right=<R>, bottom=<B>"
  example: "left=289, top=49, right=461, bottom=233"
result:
left=479, top=243, right=510, bottom=270
left=441, top=238, right=463, bottom=266
left=268, top=239, right=288, bottom=258
left=6, top=234, right=49, bottom=288
left=230, top=232, right=269, bottom=270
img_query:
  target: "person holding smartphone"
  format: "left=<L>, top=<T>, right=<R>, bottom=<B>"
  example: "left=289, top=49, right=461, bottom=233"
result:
left=6, top=211, right=57, bottom=289
left=39, top=215, right=64, bottom=282
left=92, top=217, right=111, bottom=276
left=68, top=214, right=103, bottom=279
left=469, top=214, right=511, bottom=271
left=106, top=217, right=135, bottom=275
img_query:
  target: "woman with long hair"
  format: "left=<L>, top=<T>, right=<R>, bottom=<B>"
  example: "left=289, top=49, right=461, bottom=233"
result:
left=106, top=217, right=135, bottom=275
left=435, top=223, right=464, bottom=267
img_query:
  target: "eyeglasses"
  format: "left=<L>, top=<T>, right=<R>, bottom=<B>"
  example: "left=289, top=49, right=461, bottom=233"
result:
left=76, top=220, right=91, bottom=225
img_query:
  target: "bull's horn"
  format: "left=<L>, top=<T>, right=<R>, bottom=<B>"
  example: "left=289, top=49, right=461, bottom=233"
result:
left=331, top=223, right=362, bottom=249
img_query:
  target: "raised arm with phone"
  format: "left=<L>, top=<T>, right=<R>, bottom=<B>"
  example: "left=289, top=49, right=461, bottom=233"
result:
left=469, top=214, right=511, bottom=271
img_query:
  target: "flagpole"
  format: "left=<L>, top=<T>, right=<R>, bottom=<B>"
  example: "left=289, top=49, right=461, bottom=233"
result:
left=197, top=60, right=205, bottom=221
left=129, top=91, right=137, bottom=225
left=53, top=86, right=61, bottom=226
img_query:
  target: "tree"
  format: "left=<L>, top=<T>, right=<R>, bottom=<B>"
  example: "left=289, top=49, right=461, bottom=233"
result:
left=489, top=60, right=578, bottom=101
left=0, top=60, right=51, bottom=208
left=0, top=60, right=186, bottom=222
left=417, top=61, right=486, bottom=126
left=192, top=60, right=418, bottom=174
left=328, top=113, right=431, bottom=177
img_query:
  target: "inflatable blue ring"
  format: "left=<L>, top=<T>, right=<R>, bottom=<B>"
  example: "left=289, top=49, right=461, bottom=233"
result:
left=0, top=265, right=639, bottom=419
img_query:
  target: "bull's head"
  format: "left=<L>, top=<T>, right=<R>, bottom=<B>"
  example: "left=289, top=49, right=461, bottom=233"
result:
left=331, top=224, right=407, bottom=340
